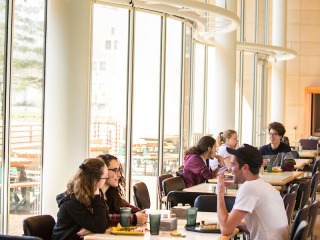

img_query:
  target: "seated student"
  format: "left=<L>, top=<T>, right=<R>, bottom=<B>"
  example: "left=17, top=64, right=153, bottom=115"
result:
left=210, top=129, right=238, bottom=174
left=259, top=122, right=295, bottom=171
left=217, top=144, right=289, bottom=240
left=52, top=158, right=110, bottom=240
left=181, top=135, right=224, bottom=187
left=98, top=154, right=148, bottom=226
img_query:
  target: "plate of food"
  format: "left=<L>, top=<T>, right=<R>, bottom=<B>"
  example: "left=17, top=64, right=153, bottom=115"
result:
left=110, top=226, right=144, bottom=235
left=185, top=222, right=221, bottom=233
left=272, top=167, right=283, bottom=172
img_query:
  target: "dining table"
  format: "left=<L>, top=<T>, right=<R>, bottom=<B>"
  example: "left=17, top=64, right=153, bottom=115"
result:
left=183, top=182, right=282, bottom=194
left=84, top=211, right=239, bottom=240
left=208, top=171, right=303, bottom=186
left=294, top=158, right=312, bottom=169
left=298, top=150, right=319, bottom=159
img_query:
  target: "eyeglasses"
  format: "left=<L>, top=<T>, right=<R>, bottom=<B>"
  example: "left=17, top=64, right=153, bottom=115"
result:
left=108, top=168, right=121, bottom=175
left=268, top=132, right=279, bottom=137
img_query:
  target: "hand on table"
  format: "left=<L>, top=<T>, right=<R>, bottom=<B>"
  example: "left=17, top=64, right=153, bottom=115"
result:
left=77, top=228, right=92, bottom=238
left=136, top=210, right=148, bottom=225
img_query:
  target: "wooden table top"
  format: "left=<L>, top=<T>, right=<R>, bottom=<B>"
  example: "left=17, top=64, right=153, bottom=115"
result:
left=84, top=211, right=239, bottom=240
left=208, top=171, right=303, bottom=186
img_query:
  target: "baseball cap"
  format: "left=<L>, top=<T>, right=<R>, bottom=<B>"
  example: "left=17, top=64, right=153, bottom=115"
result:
left=226, top=143, right=263, bottom=169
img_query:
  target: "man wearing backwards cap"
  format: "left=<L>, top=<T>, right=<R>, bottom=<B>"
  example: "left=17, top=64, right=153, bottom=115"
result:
left=217, top=144, right=289, bottom=240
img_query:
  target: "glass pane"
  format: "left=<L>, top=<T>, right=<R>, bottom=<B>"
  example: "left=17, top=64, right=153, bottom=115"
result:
left=131, top=11, right=161, bottom=208
left=206, top=47, right=216, bottom=135
left=0, top=0, right=6, bottom=233
left=163, top=18, right=182, bottom=175
left=9, top=0, right=45, bottom=234
left=192, top=44, right=205, bottom=144
left=240, top=53, right=254, bottom=144
left=90, top=5, right=129, bottom=175
left=183, top=25, right=192, bottom=150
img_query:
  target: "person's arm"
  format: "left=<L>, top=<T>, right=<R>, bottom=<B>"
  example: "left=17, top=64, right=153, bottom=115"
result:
left=120, top=199, right=148, bottom=225
left=211, top=155, right=225, bottom=177
left=224, top=156, right=231, bottom=170
left=217, top=174, right=247, bottom=236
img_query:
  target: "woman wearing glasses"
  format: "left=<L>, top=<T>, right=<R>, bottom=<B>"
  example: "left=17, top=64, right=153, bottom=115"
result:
left=98, top=154, right=148, bottom=226
left=52, top=158, right=110, bottom=240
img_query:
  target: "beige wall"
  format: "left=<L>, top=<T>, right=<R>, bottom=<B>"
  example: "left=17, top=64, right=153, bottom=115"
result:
left=285, top=0, right=320, bottom=146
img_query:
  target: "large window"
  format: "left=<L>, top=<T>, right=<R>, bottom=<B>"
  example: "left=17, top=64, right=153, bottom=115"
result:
left=90, top=5, right=129, bottom=173
left=0, top=0, right=45, bottom=235
left=131, top=11, right=161, bottom=207
left=163, top=17, right=183, bottom=175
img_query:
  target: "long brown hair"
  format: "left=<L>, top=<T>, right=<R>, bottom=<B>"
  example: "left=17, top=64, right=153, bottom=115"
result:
left=66, top=158, right=105, bottom=208
left=98, top=154, right=126, bottom=213
left=184, top=136, right=216, bottom=156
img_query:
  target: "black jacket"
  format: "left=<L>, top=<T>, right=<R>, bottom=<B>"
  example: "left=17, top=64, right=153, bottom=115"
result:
left=52, top=192, right=110, bottom=240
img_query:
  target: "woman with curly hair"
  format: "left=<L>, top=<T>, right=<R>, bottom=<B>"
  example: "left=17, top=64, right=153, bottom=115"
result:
left=181, top=135, right=224, bottom=187
left=52, top=158, right=110, bottom=240
left=98, top=154, right=148, bottom=226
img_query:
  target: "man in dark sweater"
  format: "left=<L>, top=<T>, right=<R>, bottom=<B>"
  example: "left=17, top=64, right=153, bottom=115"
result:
left=259, top=122, right=295, bottom=171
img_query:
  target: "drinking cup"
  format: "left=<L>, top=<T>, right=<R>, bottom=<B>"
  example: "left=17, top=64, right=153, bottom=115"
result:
left=149, top=213, right=161, bottom=235
left=186, top=207, right=198, bottom=227
left=267, top=162, right=273, bottom=173
left=120, top=207, right=131, bottom=227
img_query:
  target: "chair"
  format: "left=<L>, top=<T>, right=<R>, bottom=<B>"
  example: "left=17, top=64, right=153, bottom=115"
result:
left=166, top=191, right=214, bottom=209
left=288, top=183, right=298, bottom=193
left=309, top=171, right=320, bottom=203
left=132, top=181, right=151, bottom=209
left=194, top=195, right=236, bottom=213
left=23, top=215, right=55, bottom=240
left=294, top=181, right=311, bottom=212
left=0, top=235, right=43, bottom=240
left=283, top=191, right=297, bottom=225
left=299, top=139, right=318, bottom=150
left=307, top=200, right=320, bottom=240
left=162, top=176, right=186, bottom=196
left=290, top=205, right=311, bottom=240
left=158, top=174, right=173, bottom=203
left=291, top=150, right=300, bottom=159
left=292, top=220, right=309, bottom=240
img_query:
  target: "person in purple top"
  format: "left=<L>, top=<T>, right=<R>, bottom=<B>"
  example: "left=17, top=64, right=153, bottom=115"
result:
left=181, top=135, right=224, bottom=187
left=259, top=122, right=295, bottom=171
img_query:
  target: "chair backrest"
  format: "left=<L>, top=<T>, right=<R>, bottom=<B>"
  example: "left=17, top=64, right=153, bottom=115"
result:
left=309, top=171, right=320, bottom=203
left=166, top=191, right=214, bottom=209
left=292, top=220, right=309, bottom=240
left=158, top=174, right=173, bottom=202
left=194, top=195, right=235, bottom=213
left=291, top=150, right=300, bottom=159
left=288, top=183, right=299, bottom=193
left=194, top=195, right=217, bottom=212
left=0, top=235, right=43, bottom=240
left=283, top=191, right=297, bottom=225
left=23, top=215, right=55, bottom=240
left=162, top=176, right=186, bottom=196
left=311, top=160, right=320, bottom=177
left=295, top=181, right=311, bottom=211
left=307, top=200, right=320, bottom=238
left=290, top=205, right=311, bottom=240
left=132, top=181, right=151, bottom=209
left=299, top=139, right=318, bottom=150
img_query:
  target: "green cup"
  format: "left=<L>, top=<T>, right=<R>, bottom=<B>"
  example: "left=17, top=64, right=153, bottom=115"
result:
left=120, top=207, right=131, bottom=227
left=186, top=207, right=198, bottom=227
left=267, top=162, right=273, bottom=173
left=149, top=213, right=161, bottom=235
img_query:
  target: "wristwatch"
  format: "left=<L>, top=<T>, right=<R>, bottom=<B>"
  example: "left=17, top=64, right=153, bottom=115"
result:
left=218, top=164, right=223, bottom=168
